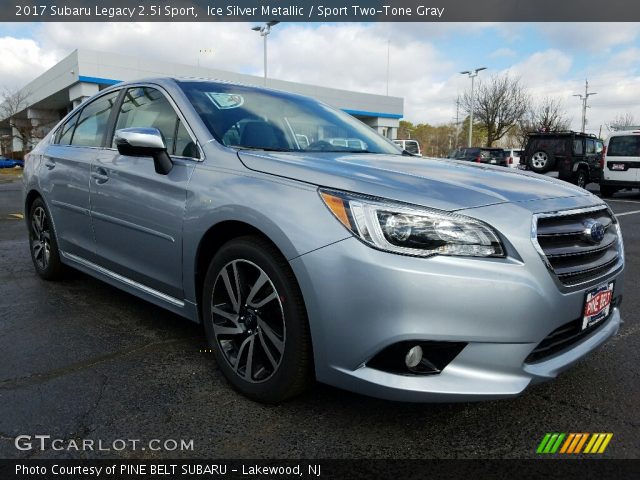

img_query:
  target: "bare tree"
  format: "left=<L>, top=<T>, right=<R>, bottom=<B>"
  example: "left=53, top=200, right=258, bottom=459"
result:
left=0, top=87, right=32, bottom=157
left=515, top=97, right=571, bottom=147
left=607, top=112, right=636, bottom=131
left=461, top=74, right=529, bottom=147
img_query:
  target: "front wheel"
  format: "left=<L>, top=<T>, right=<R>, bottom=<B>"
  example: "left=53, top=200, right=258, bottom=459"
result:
left=202, top=236, right=312, bottom=403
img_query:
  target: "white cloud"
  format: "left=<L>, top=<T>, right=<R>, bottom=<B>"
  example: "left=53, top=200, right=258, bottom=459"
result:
left=490, top=47, right=516, bottom=58
left=538, top=23, right=639, bottom=53
left=0, top=36, right=58, bottom=89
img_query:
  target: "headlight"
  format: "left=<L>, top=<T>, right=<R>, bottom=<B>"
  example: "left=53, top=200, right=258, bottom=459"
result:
left=319, top=189, right=504, bottom=258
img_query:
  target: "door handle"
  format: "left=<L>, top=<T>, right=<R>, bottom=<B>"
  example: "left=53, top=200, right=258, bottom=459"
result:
left=91, top=168, right=109, bottom=184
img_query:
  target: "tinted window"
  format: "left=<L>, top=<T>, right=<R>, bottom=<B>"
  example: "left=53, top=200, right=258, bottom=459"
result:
left=403, top=141, right=419, bottom=154
left=608, top=135, right=640, bottom=157
left=178, top=81, right=399, bottom=154
left=56, top=113, right=79, bottom=145
left=114, top=87, right=198, bottom=158
left=71, top=91, right=119, bottom=147
left=586, top=139, right=596, bottom=154
left=573, top=139, right=583, bottom=155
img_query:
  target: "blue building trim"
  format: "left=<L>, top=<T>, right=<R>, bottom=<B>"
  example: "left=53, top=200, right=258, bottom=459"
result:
left=78, top=75, right=122, bottom=86
left=342, top=108, right=403, bottom=119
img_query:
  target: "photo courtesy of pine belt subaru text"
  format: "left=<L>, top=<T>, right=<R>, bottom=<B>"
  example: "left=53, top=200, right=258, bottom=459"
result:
left=23, top=78, right=625, bottom=403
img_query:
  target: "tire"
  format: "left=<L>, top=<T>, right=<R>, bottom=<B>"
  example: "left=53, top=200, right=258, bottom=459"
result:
left=528, top=150, right=554, bottom=174
left=575, top=169, right=589, bottom=189
left=600, top=185, right=618, bottom=198
left=28, top=197, right=65, bottom=280
left=202, top=236, right=312, bottom=403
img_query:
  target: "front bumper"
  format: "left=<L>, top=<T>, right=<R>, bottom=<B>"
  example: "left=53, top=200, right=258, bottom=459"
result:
left=290, top=201, right=624, bottom=402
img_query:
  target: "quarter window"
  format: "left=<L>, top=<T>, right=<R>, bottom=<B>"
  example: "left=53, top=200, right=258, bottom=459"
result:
left=114, top=87, right=199, bottom=158
left=71, top=91, right=119, bottom=147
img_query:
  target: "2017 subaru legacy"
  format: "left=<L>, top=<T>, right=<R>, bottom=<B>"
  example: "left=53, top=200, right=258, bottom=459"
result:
left=23, top=78, right=624, bottom=403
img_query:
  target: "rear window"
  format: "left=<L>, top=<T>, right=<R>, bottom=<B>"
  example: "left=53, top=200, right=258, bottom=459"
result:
left=608, top=135, right=640, bottom=157
left=403, top=141, right=419, bottom=154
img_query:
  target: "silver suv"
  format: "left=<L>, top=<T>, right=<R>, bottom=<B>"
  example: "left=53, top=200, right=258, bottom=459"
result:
left=24, top=78, right=624, bottom=403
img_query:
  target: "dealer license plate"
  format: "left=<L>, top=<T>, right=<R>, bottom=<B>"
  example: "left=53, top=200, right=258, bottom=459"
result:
left=611, top=163, right=625, bottom=170
left=582, top=282, right=614, bottom=330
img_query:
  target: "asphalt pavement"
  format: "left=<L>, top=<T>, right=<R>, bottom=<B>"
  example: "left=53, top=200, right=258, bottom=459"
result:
left=0, top=173, right=638, bottom=459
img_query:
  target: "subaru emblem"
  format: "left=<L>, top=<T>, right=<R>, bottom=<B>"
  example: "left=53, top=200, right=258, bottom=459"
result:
left=583, top=220, right=605, bottom=244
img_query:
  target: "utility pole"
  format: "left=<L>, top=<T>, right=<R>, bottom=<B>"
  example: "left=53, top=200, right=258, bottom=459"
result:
left=573, top=79, right=597, bottom=133
left=251, top=21, right=279, bottom=86
left=454, top=95, right=460, bottom=148
left=386, top=39, right=390, bottom=96
left=460, top=67, right=487, bottom=147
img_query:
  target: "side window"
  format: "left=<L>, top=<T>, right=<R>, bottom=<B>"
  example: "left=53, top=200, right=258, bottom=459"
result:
left=71, top=91, right=119, bottom=147
left=586, top=139, right=596, bottom=154
left=114, top=87, right=198, bottom=158
left=55, top=113, right=79, bottom=145
left=573, top=139, right=584, bottom=155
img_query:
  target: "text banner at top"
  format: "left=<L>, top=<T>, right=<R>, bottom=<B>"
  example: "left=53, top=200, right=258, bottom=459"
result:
left=4, top=0, right=640, bottom=22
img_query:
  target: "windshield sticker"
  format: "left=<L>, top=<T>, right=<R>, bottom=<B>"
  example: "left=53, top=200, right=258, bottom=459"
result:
left=205, top=92, right=244, bottom=109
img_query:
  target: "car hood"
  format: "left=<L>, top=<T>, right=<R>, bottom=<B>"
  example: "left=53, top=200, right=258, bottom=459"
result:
left=238, top=151, right=590, bottom=211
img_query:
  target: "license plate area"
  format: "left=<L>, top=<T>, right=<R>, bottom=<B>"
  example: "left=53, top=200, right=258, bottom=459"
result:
left=611, top=163, right=626, bottom=171
left=582, top=282, right=614, bottom=330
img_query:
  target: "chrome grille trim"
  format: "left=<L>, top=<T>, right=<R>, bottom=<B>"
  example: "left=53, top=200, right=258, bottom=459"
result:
left=531, top=205, right=623, bottom=288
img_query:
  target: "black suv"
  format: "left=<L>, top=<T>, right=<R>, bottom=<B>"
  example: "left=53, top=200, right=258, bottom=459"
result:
left=451, top=147, right=507, bottom=166
left=521, top=131, right=604, bottom=188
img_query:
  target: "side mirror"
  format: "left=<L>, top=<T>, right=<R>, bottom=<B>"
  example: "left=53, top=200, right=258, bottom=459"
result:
left=114, top=127, right=173, bottom=175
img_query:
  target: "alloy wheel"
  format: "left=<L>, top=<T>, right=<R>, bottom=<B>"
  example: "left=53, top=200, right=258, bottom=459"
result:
left=30, top=206, right=51, bottom=271
left=210, top=259, right=285, bottom=383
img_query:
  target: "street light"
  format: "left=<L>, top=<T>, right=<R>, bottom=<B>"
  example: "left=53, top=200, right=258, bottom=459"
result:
left=251, top=21, right=279, bottom=86
left=460, top=67, right=487, bottom=147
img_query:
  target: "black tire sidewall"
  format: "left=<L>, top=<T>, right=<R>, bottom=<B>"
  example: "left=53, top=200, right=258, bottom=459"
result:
left=202, top=237, right=310, bottom=403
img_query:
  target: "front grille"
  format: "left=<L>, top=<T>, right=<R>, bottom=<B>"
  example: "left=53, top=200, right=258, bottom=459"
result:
left=534, top=207, right=621, bottom=286
left=525, top=298, right=618, bottom=363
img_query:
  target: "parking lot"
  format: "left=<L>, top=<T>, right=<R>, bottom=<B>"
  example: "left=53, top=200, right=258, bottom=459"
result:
left=0, top=172, right=638, bottom=459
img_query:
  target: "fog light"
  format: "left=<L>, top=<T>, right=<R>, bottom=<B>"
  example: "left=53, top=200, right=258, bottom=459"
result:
left=405, top=345, right=423, bottom=368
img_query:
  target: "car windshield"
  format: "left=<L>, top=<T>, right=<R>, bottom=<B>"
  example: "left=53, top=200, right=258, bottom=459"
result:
left=178, top=81, right=401, bottom=154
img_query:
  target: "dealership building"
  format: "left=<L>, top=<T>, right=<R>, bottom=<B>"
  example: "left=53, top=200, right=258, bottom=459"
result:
left=0, top=49, right=404, bottom=154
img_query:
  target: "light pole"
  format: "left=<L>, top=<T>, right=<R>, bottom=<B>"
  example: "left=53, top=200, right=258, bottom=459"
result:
left=573, top=79, right=597, bottom=133
left=251, top=21, right=279, bottom=86
left=460, top=67, right=487, bottom=147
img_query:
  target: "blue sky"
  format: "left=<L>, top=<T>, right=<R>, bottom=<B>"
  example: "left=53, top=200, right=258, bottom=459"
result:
left=1, top=22, right=639, bottom=135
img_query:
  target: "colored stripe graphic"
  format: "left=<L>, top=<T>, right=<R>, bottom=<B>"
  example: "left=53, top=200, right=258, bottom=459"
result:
left=536, top=433, right=565, bottom=454
left=537, top=433, right=613, bottom=454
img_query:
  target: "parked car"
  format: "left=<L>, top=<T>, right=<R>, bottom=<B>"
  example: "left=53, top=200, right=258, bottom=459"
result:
left=600, top=129, right=640, bottom=197
left=0, top=157, right=24, bottom=168
left=24, top=78, right=624, bottom=403
left=521, top=131, right=603, bottom=188
left=503, top=148, right=523, bottom=168
left=393, top=139, right=421, bottom=156
left=453, top=147, right=507, bottom=166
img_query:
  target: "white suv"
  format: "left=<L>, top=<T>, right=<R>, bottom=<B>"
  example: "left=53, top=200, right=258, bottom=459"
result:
left=601, top=129, right=640, bottom=197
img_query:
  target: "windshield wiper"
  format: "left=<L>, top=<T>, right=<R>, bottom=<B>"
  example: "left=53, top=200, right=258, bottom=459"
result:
left=229, top=145, right=294, bottom=152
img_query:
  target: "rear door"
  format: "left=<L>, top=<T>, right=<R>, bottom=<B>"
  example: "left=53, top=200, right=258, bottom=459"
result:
left=604, top=133, right=640, bottom=184
left=41, top=90, right=120, bottom=261
left=89, top=85, right=199, bottom=300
